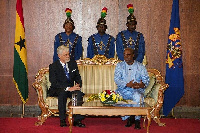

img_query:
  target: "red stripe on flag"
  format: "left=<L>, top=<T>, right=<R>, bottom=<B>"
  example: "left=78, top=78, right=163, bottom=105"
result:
left=16, top=0, right=24, bottom=28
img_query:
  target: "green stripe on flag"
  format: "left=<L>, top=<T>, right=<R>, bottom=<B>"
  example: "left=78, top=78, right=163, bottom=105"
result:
left=13, top=47, right=28, bottom=104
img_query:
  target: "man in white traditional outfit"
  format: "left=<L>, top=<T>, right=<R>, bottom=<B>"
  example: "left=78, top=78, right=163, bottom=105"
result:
left=114, top=48, right=149, bottom=129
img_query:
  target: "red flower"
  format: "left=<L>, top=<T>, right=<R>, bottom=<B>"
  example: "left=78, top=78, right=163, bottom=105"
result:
left=105, top=90, right=115, bottom=95
left=105, top=90, right=110, bottom=95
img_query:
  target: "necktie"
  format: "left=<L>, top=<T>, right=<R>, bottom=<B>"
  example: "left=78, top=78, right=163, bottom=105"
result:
left=64, top=64, right=70, bottom=80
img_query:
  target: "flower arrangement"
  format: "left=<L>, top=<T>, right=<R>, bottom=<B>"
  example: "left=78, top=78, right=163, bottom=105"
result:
left=99, top=90, right=120, bottom=104
left=87, top=90, right=124, bottom=105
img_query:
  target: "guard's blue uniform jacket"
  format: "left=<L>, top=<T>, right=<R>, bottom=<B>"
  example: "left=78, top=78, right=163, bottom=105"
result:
left=87, top=33, right=115, bottom=59
left=53, top=32, right=82, bottom=62
left=116, top=30, right=145, bottom=63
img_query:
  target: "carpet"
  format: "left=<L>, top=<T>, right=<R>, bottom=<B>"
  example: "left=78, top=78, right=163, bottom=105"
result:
left=0, top=117, right=199, bottom=133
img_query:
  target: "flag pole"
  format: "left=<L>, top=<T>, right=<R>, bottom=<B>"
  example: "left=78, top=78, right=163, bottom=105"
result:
left=21, top=102, right=25, bottom=118
left=171, top=108, right=176, bottom=119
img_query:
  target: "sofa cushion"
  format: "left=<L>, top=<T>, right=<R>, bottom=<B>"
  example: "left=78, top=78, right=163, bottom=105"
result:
left=144, top=72, right=156, bottom=97
left=46, top=97, right=58, bottom=110
left=144, top=97, right=156, bottom=107
left=45, top=73, right=51, bottom=91
left=46, top=97, right=70, bottom=110
left=39, top=73, right=51, bottom=100
left=150, top=83, right=161, bottom=103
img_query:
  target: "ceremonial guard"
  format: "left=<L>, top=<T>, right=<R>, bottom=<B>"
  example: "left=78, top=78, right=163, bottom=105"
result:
left=87, top=7, right=115, bottom=59
left=116, top=4, right=145, bottom=63
left=53, top=8, right=82, bottom=62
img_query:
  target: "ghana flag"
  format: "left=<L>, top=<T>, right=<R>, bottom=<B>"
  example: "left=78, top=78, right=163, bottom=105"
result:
left=13, top=0, right=28, bottom=104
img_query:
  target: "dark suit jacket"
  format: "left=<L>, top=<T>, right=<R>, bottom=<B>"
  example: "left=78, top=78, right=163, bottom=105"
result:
left=49, top=59, right=82, bottom=96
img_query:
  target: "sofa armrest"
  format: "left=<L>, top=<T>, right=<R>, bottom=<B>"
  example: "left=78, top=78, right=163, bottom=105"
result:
left=146, top=69, right=169, bottom=104
left=146, top=69, right=169, bottom=126
left=33, top=67, right=54, bottom=126
left=33, top=67, right=50, bottom=101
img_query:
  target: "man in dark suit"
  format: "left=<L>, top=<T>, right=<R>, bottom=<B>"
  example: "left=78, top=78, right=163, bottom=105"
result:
left=49, top=45, right=85, bottom=127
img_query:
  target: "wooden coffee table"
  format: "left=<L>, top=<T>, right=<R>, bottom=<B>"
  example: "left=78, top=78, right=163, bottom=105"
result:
left=68, top=101, right=152, bottom=133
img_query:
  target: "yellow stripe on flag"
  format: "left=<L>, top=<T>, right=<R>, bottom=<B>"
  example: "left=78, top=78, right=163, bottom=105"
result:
left=14, top=12, right=28, bottom=72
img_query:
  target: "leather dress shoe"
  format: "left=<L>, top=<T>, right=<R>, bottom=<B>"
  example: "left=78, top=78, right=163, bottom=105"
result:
left=60, top=120, right=67, bottom=127
left=73, top=121, right=85, bottom=127
left=134, top=120, right=141, bottom=129
left=125, top=115, right=135, bottom=127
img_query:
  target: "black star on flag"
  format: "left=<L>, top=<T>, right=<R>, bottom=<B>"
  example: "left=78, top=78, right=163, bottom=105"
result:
left=15, top=36, right=26, bottom=51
